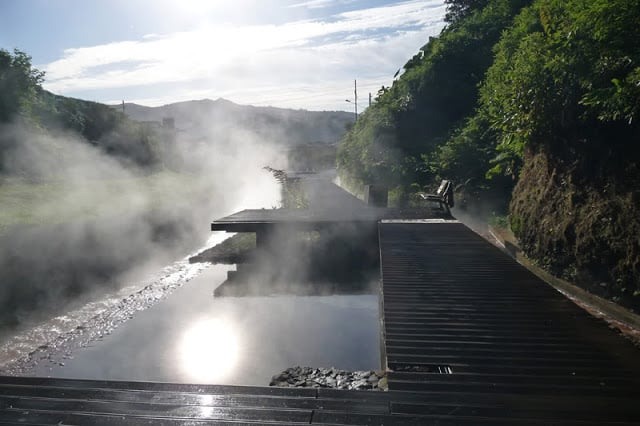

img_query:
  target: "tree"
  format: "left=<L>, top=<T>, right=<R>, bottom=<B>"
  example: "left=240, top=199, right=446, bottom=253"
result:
left=444, top=0, right=490, bottom=23
left=337, top=0, right=532, bottom=193
left=477, top=0, right=640, bottom=174
left=0, top=49, right=45, bottom=122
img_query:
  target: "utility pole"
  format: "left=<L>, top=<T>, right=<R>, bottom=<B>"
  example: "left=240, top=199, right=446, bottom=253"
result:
left=122, top=100, right=125, bottom=114
left=354, top=79, right=358, bottom=120
left=369, top=92, right=372, bottom=107
left=345, top=80, right=359, bottom=122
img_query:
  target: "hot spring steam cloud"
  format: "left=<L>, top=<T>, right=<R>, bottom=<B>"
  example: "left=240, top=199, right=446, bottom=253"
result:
left=0, top=117, right=281, bottom=330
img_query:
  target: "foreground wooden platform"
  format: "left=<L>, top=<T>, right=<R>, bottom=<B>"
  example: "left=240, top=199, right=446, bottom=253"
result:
left=379, top=220, right=640, bottom=423
left=0, top=376, right=411, bottom=425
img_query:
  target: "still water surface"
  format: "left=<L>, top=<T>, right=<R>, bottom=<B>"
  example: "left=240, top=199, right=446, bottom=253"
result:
left=31, top=266, right=380, bottom=386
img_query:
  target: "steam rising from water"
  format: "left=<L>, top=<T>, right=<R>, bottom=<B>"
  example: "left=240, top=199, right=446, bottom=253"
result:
left=0, top=109, right=380, bottom=382
left=0, top=117, right=281, bottom=334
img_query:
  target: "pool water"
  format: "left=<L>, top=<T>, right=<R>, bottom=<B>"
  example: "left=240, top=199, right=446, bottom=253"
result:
left=32, top=266, right=381, bottom=386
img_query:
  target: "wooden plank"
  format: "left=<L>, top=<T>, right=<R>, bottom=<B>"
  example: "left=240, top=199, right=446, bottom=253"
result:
left=0, top=385, right=385, bottom=414
left=0, top=377, right=317, bottom=397
left=0, top=396, right=313, bottom=423
left=387, top=371, right=638, bottom=388
left=0, top=410, right=311, bottom=425
left=391, top=401, right=640, bottom=423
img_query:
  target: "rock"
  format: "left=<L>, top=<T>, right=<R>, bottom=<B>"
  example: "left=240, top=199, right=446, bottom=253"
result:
left=269, top=366, right=387, bottom=391
left=350, top=380, right=368, bottom=390
left=378, top=376, right=388, bottom=390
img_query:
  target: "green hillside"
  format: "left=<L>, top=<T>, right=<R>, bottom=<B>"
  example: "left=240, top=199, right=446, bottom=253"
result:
left=337, top=0, right=640, bottom=310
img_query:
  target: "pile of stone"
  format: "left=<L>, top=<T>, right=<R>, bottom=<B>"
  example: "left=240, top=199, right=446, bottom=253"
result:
left=269, top=366, right=387, bottom=391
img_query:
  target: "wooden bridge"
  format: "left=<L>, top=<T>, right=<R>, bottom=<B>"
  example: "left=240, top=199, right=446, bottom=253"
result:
left=2, top=175, right=640, bottom=424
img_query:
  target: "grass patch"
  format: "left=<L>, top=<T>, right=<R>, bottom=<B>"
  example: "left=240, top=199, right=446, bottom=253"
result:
left=189, top=233, right=256, bottom=264
left=0, top=171, right=207, bottom=234
left=488, top=213, right=510, bottom=230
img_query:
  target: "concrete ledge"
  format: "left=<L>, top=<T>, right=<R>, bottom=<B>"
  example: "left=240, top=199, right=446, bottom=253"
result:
left=488, top=225, right=640, bottom=334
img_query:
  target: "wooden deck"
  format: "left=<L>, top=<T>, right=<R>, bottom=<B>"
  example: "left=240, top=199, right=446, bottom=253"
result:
left=210, top=208, right=382, bottom=232
left=378, top=220, right=640, bottom=423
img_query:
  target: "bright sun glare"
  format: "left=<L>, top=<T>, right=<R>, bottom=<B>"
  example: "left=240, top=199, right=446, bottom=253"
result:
left=169, top=0, right=234, bottom=19
left=178, top=318, right=240, bottom=383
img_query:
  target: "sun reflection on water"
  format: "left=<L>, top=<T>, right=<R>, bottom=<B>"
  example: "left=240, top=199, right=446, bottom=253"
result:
left=178, top=318, right=239, bottom=383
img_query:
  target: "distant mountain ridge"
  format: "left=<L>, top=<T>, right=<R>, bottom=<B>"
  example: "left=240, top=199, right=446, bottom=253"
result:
left=112, top=98, right=353, bottom=146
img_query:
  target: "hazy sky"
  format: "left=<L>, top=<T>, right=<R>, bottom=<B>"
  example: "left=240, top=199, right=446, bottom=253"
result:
left=1, top=0, right=446, bottom=111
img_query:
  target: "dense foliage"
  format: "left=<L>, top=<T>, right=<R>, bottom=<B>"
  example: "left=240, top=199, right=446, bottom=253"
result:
left=0, top=49, right=45, bottom=122
left=479, top=0, right=640, bottom=177
left=338, top=0, right=531, bottom=201
left=337, top=0, right=640, bottom=309
left=444, top=0, right=491, bottom=23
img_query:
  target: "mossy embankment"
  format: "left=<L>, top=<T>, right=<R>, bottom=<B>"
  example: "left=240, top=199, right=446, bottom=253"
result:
left=510, top=149, right=640, bottom=311
left=189, top=233, right=256, bottom=264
